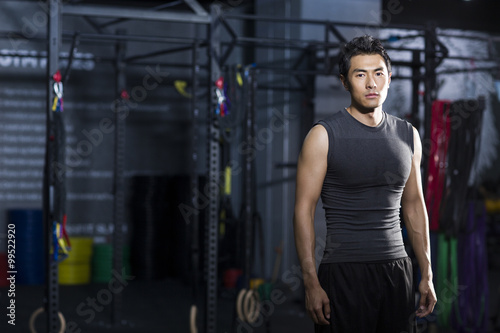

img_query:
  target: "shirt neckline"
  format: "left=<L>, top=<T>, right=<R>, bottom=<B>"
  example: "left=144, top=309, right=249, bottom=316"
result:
left=342, top=108, right=386, bottom=132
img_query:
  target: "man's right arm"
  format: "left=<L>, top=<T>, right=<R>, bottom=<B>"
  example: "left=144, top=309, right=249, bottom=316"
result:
left=293, top=124, right=330, bottom=325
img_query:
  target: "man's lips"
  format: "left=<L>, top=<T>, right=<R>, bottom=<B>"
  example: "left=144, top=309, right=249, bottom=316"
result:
left=365, top=93, right=379, bottom=98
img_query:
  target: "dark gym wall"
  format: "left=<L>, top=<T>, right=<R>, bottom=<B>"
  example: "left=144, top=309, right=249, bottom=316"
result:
left=382, top=0, right=500, bottom=33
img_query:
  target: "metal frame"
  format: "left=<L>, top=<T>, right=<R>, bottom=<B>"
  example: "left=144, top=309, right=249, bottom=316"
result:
left=422, top=24, right=442, bottom=191
left=242, top=66, right=257, bottom=287
left=44, top=1, right=62, bottom=332
left=62, top=4, right=210, bottom=24
left=43, top=1, right=213, bottom=332
left=112, top=29, right=127, bottom=326
left=205, top=6, right=221, bottom=332
left=189, top=35, right=201, bottom=330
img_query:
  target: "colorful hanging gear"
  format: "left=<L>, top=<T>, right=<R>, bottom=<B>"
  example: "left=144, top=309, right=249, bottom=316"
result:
left=441, top=99, right=484, bottom=235
left=52, top=70, right=64, bottom=112
left=52, top=215, right=71, bottom=262
left=215, top=76, right=228, bottom=117
left=425, top=100, right=451, bottom=231
left=436, top=233, right=458, bottom=328
left=450, top=202, right=489, bottom=333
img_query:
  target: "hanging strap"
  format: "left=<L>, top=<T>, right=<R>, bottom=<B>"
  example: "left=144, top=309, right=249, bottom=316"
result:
left=426, top=100, right=451, bottom=231
left=437, top=233, right=458, bottom=328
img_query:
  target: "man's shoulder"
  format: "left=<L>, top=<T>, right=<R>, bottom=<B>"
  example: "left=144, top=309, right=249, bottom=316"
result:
left=385, top=111, right=412, bottom=128
left=317, top=110, right=345, bottom=127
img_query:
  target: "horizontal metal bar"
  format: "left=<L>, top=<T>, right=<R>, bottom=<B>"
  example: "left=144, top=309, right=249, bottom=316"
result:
left=256, top=66, right=330, bottom=76
left=441, top=55, right=497, bottom=62
left=223, top=40, right=308, bottom=51
left=232, top=36, right=423, bottom=54
left=0, top=31, right=45, bottom=42
left=258, top=85, right=305, bottom=92
left=275, top=162, right=298, bottom=168
left=62, top=4, right=211, bottom=24
left=92, top=55, right=210, bottom=69
left=437, top=66, right=499, bottom=75
left=237, top=36, right=340, bottom=48
left=64, top=31, right=204, bottom=44
left=437, top=33, right=493, bottom=42
left=224, top=13, right=424, bottom=31
left=125, top=61, right=209, bottom=70
left=391, top=60, right=423, bottom=67
left=125, top=43, right=207, bottom=62
left=99, top=1, right=189, bottom=30
left=390, top=75, right=417, bottom=80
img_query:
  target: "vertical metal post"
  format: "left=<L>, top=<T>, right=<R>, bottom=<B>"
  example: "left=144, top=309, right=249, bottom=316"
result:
left=324, top=23, right=331, bottom=74
left=191, top=39, right=200, bottom=289
left=206, top=4, right=221, bottom=333
left=302, top=47, right=316, bottom=140
left=190, top=37, right=200, bottom=317
left=243, top=67, right=256, bottom=286
left=411, top=50, right=421, bottom=129
left=112, top=29, right=127, bottom=327
left=44, top=1, right=61, bottom=332
left=422, top=25, right=438, bottom=191
left=281, top=2, right=292, bottom=278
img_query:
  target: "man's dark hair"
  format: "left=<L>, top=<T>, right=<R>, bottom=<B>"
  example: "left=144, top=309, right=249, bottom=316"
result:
left=338, top=35, right=392, bottom=79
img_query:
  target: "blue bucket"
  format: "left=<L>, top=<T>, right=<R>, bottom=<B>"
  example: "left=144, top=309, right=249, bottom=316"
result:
left=7, top=209, right=45, bottom=285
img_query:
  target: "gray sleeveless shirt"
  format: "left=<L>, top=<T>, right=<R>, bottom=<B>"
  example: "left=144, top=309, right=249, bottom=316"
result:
left=317, top=108, right=414, bottom=263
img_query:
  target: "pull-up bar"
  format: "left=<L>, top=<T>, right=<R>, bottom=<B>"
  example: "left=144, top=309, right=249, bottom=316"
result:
left=62, top=4, right=211, bottom=24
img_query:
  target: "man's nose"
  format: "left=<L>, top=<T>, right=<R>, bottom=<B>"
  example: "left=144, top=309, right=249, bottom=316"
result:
left=366, top=76, right=377, bottom=89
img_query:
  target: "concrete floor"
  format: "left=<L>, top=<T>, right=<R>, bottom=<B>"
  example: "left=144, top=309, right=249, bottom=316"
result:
left=0, top=279, right=312, bottom=333
left=0, top=269, right=498, bottom=332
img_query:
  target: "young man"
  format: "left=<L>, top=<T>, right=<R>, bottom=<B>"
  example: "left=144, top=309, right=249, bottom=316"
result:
left=293, top=35, right=437, bottom=332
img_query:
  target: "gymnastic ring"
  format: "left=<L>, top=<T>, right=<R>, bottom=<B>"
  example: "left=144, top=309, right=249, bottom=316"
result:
left=243, top=289, right=260, bottom=324
left=189, top=304, right=198, bottom=333
left=236, top=288, right=247, bottom=321
left=29, top=307, right=66, bottom=333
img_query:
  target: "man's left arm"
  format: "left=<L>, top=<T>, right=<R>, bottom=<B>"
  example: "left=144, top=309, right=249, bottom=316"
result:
left=401, top=126, right=437, bottom=318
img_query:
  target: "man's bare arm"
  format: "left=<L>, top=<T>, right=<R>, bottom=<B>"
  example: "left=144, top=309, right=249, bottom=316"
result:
left=401, top=126, right=437, bottom=318
left=293, top=124, right=330, bottom=325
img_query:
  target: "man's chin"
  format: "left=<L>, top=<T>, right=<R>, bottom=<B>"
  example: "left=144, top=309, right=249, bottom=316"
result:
left=357, top=104, right=382, bottom=114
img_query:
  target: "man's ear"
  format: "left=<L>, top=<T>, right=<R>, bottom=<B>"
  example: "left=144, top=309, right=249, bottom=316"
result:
left=388, top=72, right=392, bottom=87
left=340, top=75, right=349, bottom=91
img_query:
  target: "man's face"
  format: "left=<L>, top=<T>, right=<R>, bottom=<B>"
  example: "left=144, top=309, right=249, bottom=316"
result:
left=341, top=54, right=391, bottom=112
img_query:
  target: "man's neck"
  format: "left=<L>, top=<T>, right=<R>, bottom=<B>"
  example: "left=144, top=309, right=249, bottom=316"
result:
left=346, top=106, right=383, bottom=127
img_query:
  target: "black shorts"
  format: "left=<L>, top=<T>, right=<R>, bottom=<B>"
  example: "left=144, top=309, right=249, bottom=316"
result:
left=314, top=257, right=416, bottom=333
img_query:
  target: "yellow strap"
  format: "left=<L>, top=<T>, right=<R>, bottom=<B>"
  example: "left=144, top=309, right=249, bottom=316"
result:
left=174, top=80, right=192, bottom=98
left=58, top=238, right=69, bottom=254
left=236, top=65, right=243, bottom=86
left=55, top=223, right=69, bottom=255
left=52, top=97, right=58, bottom=111
left=236, top=72, right=243, bottom=87
left=224, top=166, right=231, bottom=195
